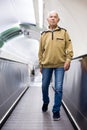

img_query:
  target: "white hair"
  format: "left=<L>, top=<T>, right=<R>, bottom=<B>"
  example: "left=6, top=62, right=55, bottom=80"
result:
left=47, top=10, right=60, bottom=19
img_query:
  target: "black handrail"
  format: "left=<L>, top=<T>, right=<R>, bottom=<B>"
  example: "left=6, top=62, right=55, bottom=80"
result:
left=72, top=54, right=87, bottom=60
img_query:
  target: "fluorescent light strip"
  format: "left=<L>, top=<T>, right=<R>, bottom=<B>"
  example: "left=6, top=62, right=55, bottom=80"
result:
left=38, top=0, right=43, bottom=28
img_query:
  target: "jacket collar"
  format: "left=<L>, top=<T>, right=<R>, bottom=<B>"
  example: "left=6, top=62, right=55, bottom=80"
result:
left=46, top=26, right=61, bottom=32
left=41, top=26, right=61, bottom=35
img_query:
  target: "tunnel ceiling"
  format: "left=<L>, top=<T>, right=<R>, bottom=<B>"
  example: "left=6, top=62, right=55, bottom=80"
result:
left=0, top=0, right=87, bottom=64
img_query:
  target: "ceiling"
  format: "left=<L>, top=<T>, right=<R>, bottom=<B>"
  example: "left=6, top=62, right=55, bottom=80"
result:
left=0, top=0, right=87, bottom=65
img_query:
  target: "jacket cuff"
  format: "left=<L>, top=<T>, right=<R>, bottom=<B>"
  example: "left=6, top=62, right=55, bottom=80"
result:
left=66, top=58, right=71, bottom=62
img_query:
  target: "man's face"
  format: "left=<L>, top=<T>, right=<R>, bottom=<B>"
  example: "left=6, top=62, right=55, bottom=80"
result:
left=47, top=12, right=59, bottom=27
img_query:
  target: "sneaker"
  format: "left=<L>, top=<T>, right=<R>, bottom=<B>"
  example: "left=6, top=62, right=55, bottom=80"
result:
left=42, top=103, right=48, bottom=112
left=53, top=112, right=61, bottom=121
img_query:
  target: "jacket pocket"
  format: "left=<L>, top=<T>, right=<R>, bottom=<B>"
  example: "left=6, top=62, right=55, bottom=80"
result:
left=56, top=37, right=65, bottom=49
left=56, top=38, right=64, bottom=40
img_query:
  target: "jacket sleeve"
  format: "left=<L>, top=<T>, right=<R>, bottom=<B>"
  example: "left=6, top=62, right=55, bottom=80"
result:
left=65, top=31, right=74, bottom=62
left=38, top=36, right=43, bottom=68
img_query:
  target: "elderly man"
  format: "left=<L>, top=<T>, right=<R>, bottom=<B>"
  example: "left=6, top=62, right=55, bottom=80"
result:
left=38, top=10, right=73, bottom=120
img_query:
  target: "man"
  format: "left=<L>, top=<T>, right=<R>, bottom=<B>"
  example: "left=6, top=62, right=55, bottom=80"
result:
left=38, top=11, right=73, bottom=121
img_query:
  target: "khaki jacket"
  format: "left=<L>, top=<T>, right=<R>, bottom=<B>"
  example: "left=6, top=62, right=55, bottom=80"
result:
left=38, top=26, right=73, bottom=68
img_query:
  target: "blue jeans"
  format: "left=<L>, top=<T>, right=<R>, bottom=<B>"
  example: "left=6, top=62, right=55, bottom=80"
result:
left=42, top=68, right=65, bottom=113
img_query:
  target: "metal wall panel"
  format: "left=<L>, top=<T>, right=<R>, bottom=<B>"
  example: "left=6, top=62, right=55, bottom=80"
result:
left=63, top=56, right=87, bottom=130
left=0, top=58, right=29, bottom=124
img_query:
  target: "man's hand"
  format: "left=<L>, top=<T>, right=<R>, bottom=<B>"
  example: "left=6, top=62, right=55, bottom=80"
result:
left=64, top=61, right=70, bottom=71
left=40, top=67, right=42, bottom=73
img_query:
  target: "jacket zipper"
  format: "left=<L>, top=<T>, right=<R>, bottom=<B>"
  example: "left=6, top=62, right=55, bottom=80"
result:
left=52, top=30, right=54, bottom=40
